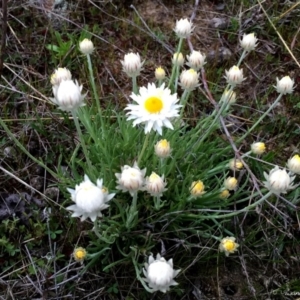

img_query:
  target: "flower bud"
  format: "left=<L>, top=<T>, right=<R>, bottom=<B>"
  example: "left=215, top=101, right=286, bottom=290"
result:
left=275, top=76, right=294, bottom=94
left=172, top=52, right=184, bottom=66
left=240, top=33, right=258, bottom=51
left=287, top=154, right=300, bottom=174
left=220, top=189, right=230, bottom=199
left=228, top=159, right=243, bottom=171
left=155, top=66, right=166, bottom=81
left=179, top=69, right=199, bottom=91
left=251, top=142, right=266, bottom=155
left=146, top=172, right=167, bottom=197
left=224, top=177, right=238, bottom=191
left=155, top=139, right=171, bottom=158
left=225, top=66, right=245, bottom=85
left=121, top=52, right=144, bottom=78
left=221, top=89, right=236, bottom=104
left=50, top=67, right=72, bottom=86
left=79, top=38, right=94, bottom=55
left=190, top=180, right=206, bottom=197
left=115, top=162, right=146, bottom=196
left=186, top=50, right=206, bottom=70
left=174, top=18, right=194, bottom=39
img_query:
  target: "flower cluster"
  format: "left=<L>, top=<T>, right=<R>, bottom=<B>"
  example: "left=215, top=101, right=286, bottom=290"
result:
left=53, top=16, right=298, bottom=296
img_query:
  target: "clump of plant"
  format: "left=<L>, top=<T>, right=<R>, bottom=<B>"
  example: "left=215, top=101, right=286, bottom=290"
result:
left=1, top=17, right=299, bottom=296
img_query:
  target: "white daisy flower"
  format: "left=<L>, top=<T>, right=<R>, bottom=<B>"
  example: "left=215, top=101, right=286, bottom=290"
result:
left=263, top=166, right=296, bottom=195
left=51, top=79, right=86, bottom=112
left=66, top=175, right=115, bottom=222
left=125, top=83, right=181, bottom=135
left=143, top=253, right=181, bottom=293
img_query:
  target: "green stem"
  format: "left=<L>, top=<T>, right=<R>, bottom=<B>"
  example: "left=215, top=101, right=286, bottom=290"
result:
left=198, top=191, right=272, bottom=220
left=132, top=76, right=138, bottom=95
left=126, top=191, right=138, bottom=229
left=86, top=54, right=105, bottom=134
left=168, top=38, right=183, bottom=90
left=93, top=219, right=102, bottom=239
left=237, top=49, right=247, bottom=67
left=131, top=191, right=138, bottom=213
left=132, top=256, right=153, bottom=293
left=194, top=94, right=228, bottom=144
left=237, top=93, right=283, bottom=143
left=138, top=134, right=150, bottom=166
left=86, top=54, right=101, bottom=114
left=0, top=117, right=58, bottom=178
left=179, top=90, right=191, bottom=119
left=71, top=110, right=93, bottom=172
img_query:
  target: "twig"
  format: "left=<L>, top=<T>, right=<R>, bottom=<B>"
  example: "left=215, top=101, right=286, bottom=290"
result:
left=0, top=0, right=8, bottom=76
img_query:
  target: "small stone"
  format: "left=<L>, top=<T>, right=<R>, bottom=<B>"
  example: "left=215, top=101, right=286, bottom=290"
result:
left=209, top=17, right=229, bottom=29
left=30, top=176, right=44, bottom=191
left=44, top=187, right=60, bottom=200
left=4, top=147, right=16, bottom=158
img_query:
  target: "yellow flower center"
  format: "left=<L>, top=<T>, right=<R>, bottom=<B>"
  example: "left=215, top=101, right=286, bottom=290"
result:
left=156, top=67, right=164, bottom=74
left=294, top=154, right=300, bottom=162
left=150, top=172, right=160, bottom=181
left=82, top=184, right=94, bottom=192
left=102, top=186, right=108, bottom=193
left=224, top=240, right=235, bottom=251
left=159, top=139, right=169, bottom=148
left=145, top=96, right=163, bottom=113
left=76, top=250, right=85, bottom=259
left=74, top=247, right=87, bottom=261
left=188, top=69, right=196, bottom=75
left=258, top=143, right=266, bottom=151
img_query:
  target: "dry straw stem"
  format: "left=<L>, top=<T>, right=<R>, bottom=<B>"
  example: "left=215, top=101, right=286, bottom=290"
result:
left=0, top=165, right=65, bottom=210
left=3, top=63, right=49, bottom=102
left=257, top=0, right=300, bottom=68
left=0, top=0, right=8, bottom=75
